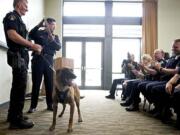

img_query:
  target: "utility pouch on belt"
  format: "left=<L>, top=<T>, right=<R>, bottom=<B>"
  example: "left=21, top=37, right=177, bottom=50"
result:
left=7, top=50, right=25, bottom=69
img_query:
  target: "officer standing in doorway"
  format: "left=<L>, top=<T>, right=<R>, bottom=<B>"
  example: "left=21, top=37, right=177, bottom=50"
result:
left=27, top=18, right=61, bottom=113
left=3, top=0, right=42, bottom=129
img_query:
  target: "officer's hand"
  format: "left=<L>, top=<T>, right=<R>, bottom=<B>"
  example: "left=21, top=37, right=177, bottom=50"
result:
left=154, top=63, right=161, bottom=70
left=127, top=63, right=133, bottom=68
left=31, top=44, right=42, bottom=54
left=166, top=82, right=173, bottom=95
left=48, top=34, right=55, bottom=41
left=38, top=19, right=44, bottom=27
left=138, top=63, right=144, bottom=69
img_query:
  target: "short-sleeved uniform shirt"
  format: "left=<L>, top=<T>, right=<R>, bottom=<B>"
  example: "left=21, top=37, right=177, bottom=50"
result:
left=160, top=56, right=180, bottom=81
left=3, top=10, right=27, bottom=51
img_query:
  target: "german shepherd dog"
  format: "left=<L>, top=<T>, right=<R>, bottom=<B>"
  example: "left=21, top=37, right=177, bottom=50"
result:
left=49, top=68, right=83, bottom=132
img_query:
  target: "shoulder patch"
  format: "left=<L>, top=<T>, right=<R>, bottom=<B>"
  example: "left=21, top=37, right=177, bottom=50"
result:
left=8, top=14, right=16, bottom=21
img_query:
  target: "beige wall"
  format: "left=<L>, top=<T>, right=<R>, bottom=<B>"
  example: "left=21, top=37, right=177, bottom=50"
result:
left=44, top=0, right=63, bottom=57
left=0, top=0, right=13, bottom=45
left=24, top=0, right=45, bottom=30
left=0, top=0, right=44, bottom=104
left=0, top=48, right=12, bottom=104
left=158, top=0, right=180, bottom=54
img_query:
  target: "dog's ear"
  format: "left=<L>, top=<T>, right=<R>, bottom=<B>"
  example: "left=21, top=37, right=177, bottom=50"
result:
left=61, top=68, right=76, bottom=80
left=66, top=68, right=76, bottom=79
left=68, top=69, right=76, bottom=79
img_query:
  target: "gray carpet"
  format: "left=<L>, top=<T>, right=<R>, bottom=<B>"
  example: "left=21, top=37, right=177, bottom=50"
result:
left=0, top=90, right=180, bottom=135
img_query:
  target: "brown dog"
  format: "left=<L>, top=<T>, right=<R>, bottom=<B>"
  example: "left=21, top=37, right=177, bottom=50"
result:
left=49, top=68, right=83, bottom=132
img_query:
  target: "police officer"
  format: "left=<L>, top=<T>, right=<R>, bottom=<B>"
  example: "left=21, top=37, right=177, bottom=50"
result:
left=166, top=73, right=180, bottom=128
left=3, top=0, right=42, bottom=129
left=27, top=18, right=61, bottom=113
left=145, top=39, right=180, bottom=120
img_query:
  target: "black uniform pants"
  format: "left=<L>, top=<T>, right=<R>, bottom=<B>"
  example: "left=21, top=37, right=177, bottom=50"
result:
left=109, top=78, right=126, bottom=96
left=125, top=79, right=141, bottom=104
left=150, top=82, right=170, bottom=108
left=30, top=55, right=53, bottom=109
left=143, top=81, right=166, bottom=103
left=138, top=80, right=154, bottom=103
left=173, top=89, right=180, bottom=116
left=8, top=66, right=27, bottom=122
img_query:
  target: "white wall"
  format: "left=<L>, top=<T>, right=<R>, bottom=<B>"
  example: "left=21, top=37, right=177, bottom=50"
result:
left=0, top=0, right=44, bottom=105
left=0, top=0, right=13, bottom=46
left=158, top=0, right=180, bottom=53
left=24, top=0, right=45, bottom=30
left=0, top=48, right=12, bottom=104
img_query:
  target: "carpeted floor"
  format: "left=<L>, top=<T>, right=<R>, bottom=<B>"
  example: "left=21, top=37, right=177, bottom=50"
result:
left=0, top=90, right=180, bottom=135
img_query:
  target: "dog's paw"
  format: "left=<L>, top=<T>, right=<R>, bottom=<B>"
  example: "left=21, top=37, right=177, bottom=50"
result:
left=49, top=126, right=55, bottom=131
left=67, top=128, right=73, bottom=133
left=78, top=119, right=83, bottom=122
left=58, top=114, right=63, bottom=117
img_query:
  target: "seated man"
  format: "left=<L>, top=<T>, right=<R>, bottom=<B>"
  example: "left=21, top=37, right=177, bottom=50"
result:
left=106, top=53, right=140, bottom=99
left=122, top=49, right=166, bottom=111
left=166, top=71, right=180, bottom=128
left=144, top=39, right=180, bottom=120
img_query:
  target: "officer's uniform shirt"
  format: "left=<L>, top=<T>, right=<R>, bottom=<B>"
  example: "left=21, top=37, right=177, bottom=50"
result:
left=3, top=10, right=27, bottom=51
left=160, top=55, right=180, bottom=81
left=177, top=57, right=180, bottom=75
left=3, top=10, right=29, bottom=68
left=174, top=63, right=180, bottom=88
left=29, top=26, right=61, bottom=56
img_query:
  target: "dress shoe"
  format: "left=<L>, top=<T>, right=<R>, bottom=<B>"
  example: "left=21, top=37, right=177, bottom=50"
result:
left=175, top=123, right=180, bottom=130
left=9, top=119, right=34, bottom=129
left=105, top=95, right=115, bottom=99
left=126, top=104, right=139, bottom=111
left=120, top=101, right=131, bottom=107
left=27, top=108, right=37, bottom=113
left=80, top=96, right=85, bottom=99
left=149, top=107, right=158, bottom=114
left=161, top=108, right=173, bottom=123
left=121, top=96, right=126, bottom=101
left=7, top=115, right=29, bottom=122
left=153, top=111, right=162, bottom=119
left=176, top=114, right=180, bottom=130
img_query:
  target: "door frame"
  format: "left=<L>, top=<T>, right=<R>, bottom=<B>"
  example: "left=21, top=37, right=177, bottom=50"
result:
left=62, top=37, right=104, bottom=89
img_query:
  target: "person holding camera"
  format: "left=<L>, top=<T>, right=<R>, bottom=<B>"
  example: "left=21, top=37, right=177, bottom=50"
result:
left=105, top=53, right=139, bottom=99
left=3, top=0, right=42, bottom=129
left=27, top=18, right=61, bottom=113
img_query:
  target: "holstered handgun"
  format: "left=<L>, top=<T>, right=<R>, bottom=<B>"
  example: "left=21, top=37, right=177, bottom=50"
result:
left=7, top=50, right=26, bottom=69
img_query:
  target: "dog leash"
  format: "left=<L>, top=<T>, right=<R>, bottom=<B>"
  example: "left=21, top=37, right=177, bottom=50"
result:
left=40, top=54, right=56, bottom=72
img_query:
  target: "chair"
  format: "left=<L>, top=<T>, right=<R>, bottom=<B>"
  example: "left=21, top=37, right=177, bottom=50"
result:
left=115, top=78, right=127, bottom=98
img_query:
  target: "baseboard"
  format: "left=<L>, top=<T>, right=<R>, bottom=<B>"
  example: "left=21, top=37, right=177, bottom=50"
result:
left=0, top=101, right=9, bottom=108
